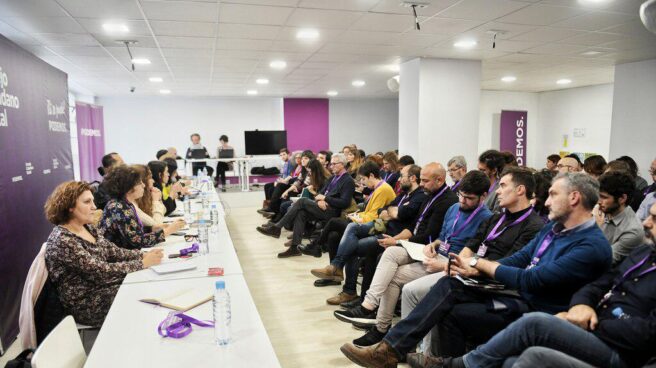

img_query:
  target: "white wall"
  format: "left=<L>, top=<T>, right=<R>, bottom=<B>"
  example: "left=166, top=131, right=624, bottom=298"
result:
left=610, top=59, right=656, bottom=179
left=479, top=90, right=539, bottom=168
left=98, top=96, right=284, bottom=165
left=536, top=84, right=614, bottom=165
left=329, top=98, right=398, bottom=155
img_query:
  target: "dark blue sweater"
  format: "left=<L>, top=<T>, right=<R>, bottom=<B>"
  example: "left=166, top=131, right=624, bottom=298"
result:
left=495, top=219, right=612, bottom=313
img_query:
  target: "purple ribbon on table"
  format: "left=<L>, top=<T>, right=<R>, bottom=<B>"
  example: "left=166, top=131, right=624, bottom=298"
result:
left=158, top=311, right=214, bottom=339
left=180, top=242, right=199, bottom=256
left=477, top=208, right=534, bottom=257
left=439, top=204, right=485, bottom=254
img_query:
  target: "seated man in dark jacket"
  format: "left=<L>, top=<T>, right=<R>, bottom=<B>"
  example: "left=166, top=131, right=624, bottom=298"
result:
left=257, top=153, right=355, bottom=258
left=93, top=152, right=124, bottom=210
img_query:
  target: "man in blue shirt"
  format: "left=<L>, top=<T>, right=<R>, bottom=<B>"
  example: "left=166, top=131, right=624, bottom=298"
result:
left=340, top=172, right=612, bottom=367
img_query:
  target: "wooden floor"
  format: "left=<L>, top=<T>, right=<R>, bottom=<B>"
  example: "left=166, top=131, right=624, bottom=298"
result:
left=223, top=190, right=365, bottom=368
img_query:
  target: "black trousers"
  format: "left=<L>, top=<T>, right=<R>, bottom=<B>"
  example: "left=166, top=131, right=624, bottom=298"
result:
left=324, top=218, right=350, bottom=261
left=192, top=162, right=214, bottom=176
left=215, top=162, right=229, bottom=185
left=268, top=183, right=290, bottom=213
left=360, top=246, right=384, bottom=297
left=276, top=198, right=335, bottom=247
left=264, top=182, right=276, bottom=200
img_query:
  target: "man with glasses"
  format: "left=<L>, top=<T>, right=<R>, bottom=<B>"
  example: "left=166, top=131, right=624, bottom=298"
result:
left=447, top=156, right=467, bottom=192
left=340, top=173, right=612, bottom=367
left=557, top=156, right=582, bottom=174
left=333, top=171, right=492, bottom=347
left=256, top=153, right=355, bottom=258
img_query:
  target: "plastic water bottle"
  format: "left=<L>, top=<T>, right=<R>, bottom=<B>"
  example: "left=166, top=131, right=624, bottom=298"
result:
left=198, top=220, right=209, bottom=256
left=183, top=196, right=193, bottom=224
left=210, top=204, right=219, bottom=235
left=201, top=191, right=210, bottom=209
left=213, top=280, right=231, bottom=346
left=612, top=307, right=630, bottom=320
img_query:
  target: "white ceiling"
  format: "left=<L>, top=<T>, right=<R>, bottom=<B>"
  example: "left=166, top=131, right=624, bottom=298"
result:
left=0, top=0, right=654, bottom=98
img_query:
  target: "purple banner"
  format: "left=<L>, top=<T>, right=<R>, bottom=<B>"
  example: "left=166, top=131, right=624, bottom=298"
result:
left=500, top=110, right=527, bottom=166
left=76, top=103, right=105, bottom=182
left=0, top=34, right=73, bottom=352
left=283, top=98, right=329, bottom=152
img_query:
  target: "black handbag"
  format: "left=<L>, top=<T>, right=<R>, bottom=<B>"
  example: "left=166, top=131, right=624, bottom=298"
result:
left=4, top=349, right=33, bottom=368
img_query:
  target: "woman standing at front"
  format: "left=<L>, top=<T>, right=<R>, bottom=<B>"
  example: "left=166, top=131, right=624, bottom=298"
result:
left=44, top=181, right=164, bottom=326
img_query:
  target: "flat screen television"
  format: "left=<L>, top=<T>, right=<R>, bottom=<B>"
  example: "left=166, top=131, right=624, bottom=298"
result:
left=244, top=130, right=287, bottom=155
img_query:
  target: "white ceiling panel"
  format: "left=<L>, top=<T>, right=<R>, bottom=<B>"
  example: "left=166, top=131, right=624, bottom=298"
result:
left=57, top=0, right=144, bottom=19
left=270, top=39, right=323, bottom=53
left=438, top=0, right=531, bottom=21
left=0, top=20, right=42, bottom=45
left=602, top=20, right=656, bottom=40
left=0, top=16, right=86, bottom=34
left=510, top=27, right=586, bottom=42
left=285, top=8, right=363, bottom=29
left=222, top=0, right=300, bottom=6
left=157, top=36, right=215, bottom=49
left=161, top=47, right=214, bottom=58
left=562, top=31, right=627, bottom=46
left=32, top=32, right=99, bottom=46
left=219, top=4, right=294, bottom=26
left=217, top=23, right=281, bottom=40
left=523, top=42, right=589, bottom=55
left=333, top=30, right=400, bottom=45
left=47, top=45, right=108, bottom=57
left=150, top=20, right=217, bottom=38
left=297, top=0, right=378, bottom=12
left=495, top=4, right=586, bottom=26
left=419, top=17, right=486, bottom=35
left=141, top=1, right=219, bottom=22
left=76, top=18, right=151, bottom=36
left=350, top=13, right=415, bottom=32
left=0, top=0, right=67, bottom=17
left=370, top=0, right=460, bottom=17
left=216, top=38, right=273, bottom=50
left=551, top=11, right=637, bottom=32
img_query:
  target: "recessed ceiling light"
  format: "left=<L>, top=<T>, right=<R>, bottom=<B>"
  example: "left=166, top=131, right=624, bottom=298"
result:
left=102, top=23, right=129, bottom=33
left=581, top=50, right=602, bottom=56
left=453, top=40, right=477, bottom=49
left=388, top=64, right=400, bottom=72
left=556, top=79, right=572, bottom=85
left=159, top=89, right=171, bottom=94
left=132, top=58, right=151, bottom=65
left=352, top=80, right=365, bottom=87
left=149, top=77, right=163, bottom=83
left=247, top=90, right=258, bottom=95
left=256, top=78, right=269, bottom=85
left=327, top=90, right=338, bottom=97
left=296, top=29, right=319, bottom=40
left=269, top=60, right=287, bottom=69
left=501, top=76, right=517, bottom=82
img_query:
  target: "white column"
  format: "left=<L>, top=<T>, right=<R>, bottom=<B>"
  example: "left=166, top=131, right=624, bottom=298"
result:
left=609, top=59, right=656, bottom=179
left=398, top=58, right=482, bottom=167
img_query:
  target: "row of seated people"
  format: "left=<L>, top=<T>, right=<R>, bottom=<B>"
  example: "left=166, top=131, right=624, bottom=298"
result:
left=255, top=146, right=656, bottom=368
left=26, top=153, right=193, bottom=348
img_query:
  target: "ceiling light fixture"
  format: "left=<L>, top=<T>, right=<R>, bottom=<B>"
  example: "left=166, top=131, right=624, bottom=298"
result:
left=132, top=58, right=151, bottom=65
left=352, top=80, right=366, bottom=87
left=256, top=78, right=269, bottom=85
left=581, top=50, right=603, bottom=56
left=501, top=76, right=517, bottom=82
left=454, top=40, right=477, bottom=49
left=296, top=29, right=319, bottom=40
left=149, top=77, right=163, bottom=83
left=102, top=23, right=129, bottom=33
left=159, top=89, right=171, bottom=94
left=327, top=90, right=338, bottom=97
left=401, top=1, right=429, bottom=31
left=556, top=78, right=572, bottom=85
left=247, top=90, right=258, bottom=95
left=269, top=60, right=287, bottom=69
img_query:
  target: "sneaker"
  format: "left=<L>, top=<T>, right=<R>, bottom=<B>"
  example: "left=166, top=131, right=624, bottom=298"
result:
left=334, top=305, right=377, bottom=325
left=353, top=326, right=387, bottom=347
left=340, top=297, right=363, bottom=309
left=352, top=319, right=379, bottom=331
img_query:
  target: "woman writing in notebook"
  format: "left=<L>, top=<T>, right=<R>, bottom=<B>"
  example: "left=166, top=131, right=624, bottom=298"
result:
left=44, top=181, right=163, bottom=326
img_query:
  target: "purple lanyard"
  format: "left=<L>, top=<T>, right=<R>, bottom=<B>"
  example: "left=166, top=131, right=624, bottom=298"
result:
left=383, top=172, right=391, bottom=182
left=599, top=254, right=656, bottom=306
left=413, top=185, right=449, bottom=234
left=324, top=173, right=345, bottom=195
left=365, top=180, right=385, bottom=204
left=644, top=184, right=656, bottom=196
left=439, top=205, right=484, bottom=254
left=488, top=178, right=497, bottom=194
left=527, top=231, right=556, bottom=269
left=127, top=201, right=144, bottom=230
left=451, top=180, right=461, bottom=192
left=180, top=243, right=199, bottom=256
left=398, top=193, right=410, bottom=207
left=157, top=312, right=214, bottom=339
left=477, top=208, right=533, bottom=257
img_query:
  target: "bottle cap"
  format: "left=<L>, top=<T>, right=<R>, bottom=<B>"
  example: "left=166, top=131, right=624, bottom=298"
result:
left=215, top=280, right=225, bottom=289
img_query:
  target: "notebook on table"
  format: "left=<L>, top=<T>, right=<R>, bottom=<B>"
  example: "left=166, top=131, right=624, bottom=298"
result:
left=139, top=288, right=213, bottom=311
left=150, top=262, right=197, bottom=275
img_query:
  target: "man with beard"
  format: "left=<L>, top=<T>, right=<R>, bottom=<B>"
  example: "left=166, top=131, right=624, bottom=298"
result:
left=596, top=171, right=644, bottom=265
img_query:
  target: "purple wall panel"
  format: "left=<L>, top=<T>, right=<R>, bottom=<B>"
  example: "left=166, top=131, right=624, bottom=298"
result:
left=283, top=98, right=329, bottom=152
left=76, top=103, right=105, bottom=182
left=500, top=110, right=528, bottom=166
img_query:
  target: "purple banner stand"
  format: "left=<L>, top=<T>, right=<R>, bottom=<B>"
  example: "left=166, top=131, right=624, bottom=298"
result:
left=0, top=34, right=73, bottom=352
left=500, top=110, right=528, bottom=166
left=76, top=103, right=105, bottom=182
left=283, top=98, right=329, bottom=152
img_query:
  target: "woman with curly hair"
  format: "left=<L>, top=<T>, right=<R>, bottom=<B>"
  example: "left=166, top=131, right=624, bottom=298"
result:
left=44, top=181, right=164, bottom=326
left=99, top=165, right=184, bottom=249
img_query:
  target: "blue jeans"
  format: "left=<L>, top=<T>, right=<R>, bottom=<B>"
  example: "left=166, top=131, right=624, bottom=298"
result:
left=331, top=222, right=378, bottom=294
left=508, top=347, right=596, bottom=368
left=463, top=312, right=626, bottom=368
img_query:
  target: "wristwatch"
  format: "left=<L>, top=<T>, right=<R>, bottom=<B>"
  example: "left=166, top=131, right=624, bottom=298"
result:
left=469, top=256, right=479, bottom=268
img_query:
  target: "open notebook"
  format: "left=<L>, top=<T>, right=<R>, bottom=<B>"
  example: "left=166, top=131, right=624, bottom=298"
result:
left=140, top=288, right=213, bottom=311
left=399, top=240, right=448, bottom=262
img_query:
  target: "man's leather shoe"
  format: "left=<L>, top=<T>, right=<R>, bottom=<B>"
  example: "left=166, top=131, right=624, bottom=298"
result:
left=313, top=279, right=341, bottom=287
left=326, top=291, right=358, bottom=305
left=277, top=246, right=301, bottom=258
left=340, top=341, right=399, bottom=368
left=310, top=265, right=343, bottom=281
left=299, top=243, right=322, bottom=257
left=406, top=352, right=447, bottom=368
left=256, top=225, right=280, bottom=238
left=284, top=240, right=292, bottom=247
